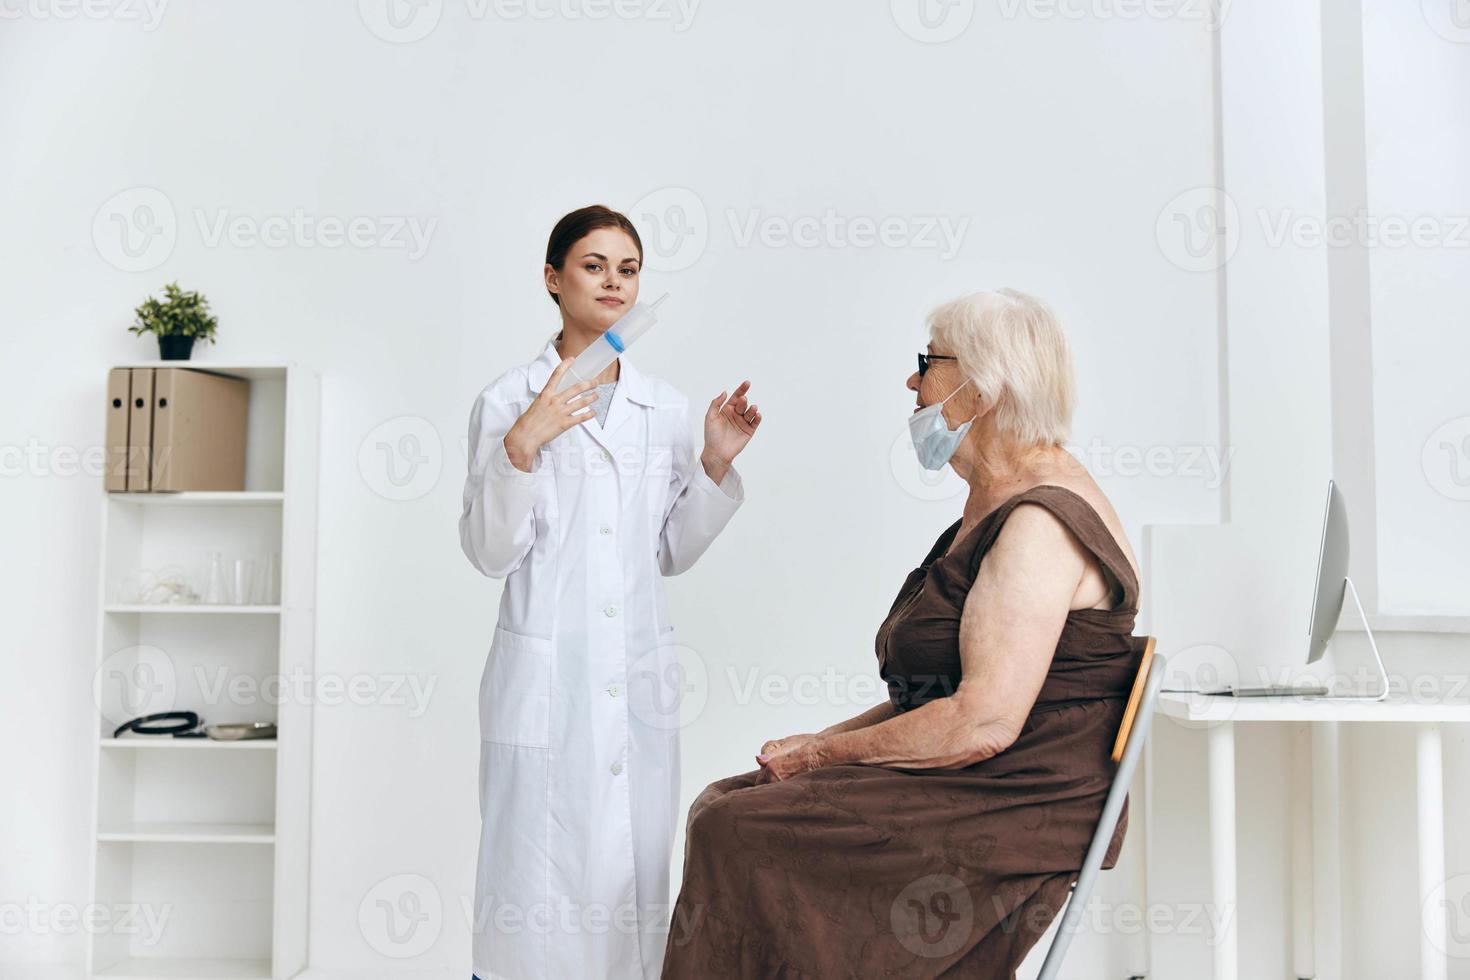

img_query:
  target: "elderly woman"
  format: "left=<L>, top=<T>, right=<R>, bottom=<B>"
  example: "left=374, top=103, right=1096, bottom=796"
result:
left=661, top=289, right=1147, bottom=978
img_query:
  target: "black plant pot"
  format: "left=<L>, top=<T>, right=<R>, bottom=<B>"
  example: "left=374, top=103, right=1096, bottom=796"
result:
left=158, top=335, right=195, bottom=361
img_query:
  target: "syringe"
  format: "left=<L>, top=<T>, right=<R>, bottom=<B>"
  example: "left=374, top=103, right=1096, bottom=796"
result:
left=555, top=293, right=669, bottom=392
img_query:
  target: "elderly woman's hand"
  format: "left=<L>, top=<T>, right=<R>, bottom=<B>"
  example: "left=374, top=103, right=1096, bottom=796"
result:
left=759, top=733, right=818, bottom=757
left=756, top=736, right=826, bottom=782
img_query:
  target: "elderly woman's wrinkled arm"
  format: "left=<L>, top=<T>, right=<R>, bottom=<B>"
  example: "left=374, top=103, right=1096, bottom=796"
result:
left=759, top=505, right=1089, bottom=780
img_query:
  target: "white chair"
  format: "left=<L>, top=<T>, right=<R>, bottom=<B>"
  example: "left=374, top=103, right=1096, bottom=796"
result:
left=1036, top=637, right=1164, bottom=980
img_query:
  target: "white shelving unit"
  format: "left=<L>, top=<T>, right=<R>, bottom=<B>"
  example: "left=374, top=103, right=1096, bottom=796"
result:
left=85, top=363, right=320, bottom=980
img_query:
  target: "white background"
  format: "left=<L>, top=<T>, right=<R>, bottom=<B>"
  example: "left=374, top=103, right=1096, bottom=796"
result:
left=0, top=0, right=1464, bottom=977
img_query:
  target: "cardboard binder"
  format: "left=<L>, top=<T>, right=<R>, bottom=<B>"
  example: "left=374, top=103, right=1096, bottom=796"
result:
left=104, top=368, right=132, bottom=492
left=148, top=368, right=249, bottom=492
left=126, top=368, right=155, bottom=492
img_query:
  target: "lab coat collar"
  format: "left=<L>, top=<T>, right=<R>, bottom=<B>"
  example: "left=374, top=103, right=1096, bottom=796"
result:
left=526, top=335, right=655, bottom=407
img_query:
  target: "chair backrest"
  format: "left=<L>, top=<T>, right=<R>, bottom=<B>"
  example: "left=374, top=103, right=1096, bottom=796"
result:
left=1036, top=638, right=1165, bottom=980
left=1111, top=636, right=1157, bottom=763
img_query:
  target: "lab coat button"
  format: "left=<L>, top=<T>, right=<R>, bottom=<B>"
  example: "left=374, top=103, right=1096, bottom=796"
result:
left=604, top=604, right=619, bottom=617
left=608, top=684, right=622, bottom=697
left=599, top=525, right=612, bottom=536
left=610, top=761, right=624, bottom=775
left=602, top=449, right=613, bottom=462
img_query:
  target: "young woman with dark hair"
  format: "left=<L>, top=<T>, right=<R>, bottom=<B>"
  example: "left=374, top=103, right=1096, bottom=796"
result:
left=459, top=205, right=761, bottom=980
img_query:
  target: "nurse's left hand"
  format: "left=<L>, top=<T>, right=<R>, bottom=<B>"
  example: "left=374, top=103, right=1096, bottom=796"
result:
left=755, top=735, right=825, bottom=783
left=702, top=381, right=760, bottom=479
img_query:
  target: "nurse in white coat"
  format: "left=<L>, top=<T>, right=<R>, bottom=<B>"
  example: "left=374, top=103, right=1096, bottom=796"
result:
left=459, top=206, right=760, bottom=980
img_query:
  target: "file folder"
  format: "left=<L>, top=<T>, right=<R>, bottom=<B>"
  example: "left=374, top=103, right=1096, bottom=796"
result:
left=126, top=368, right=155, bottom=492
left=148, top=368, right=249, bottom=491
left=104, top=368, right=132, bottom=492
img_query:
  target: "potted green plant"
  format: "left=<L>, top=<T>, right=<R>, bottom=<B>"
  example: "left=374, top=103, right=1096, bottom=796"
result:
left=128, top=282, right=219, bottom=360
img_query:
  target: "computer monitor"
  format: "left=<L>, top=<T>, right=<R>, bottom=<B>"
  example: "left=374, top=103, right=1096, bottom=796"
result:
left=1306, top=479, right=1350, bottom=664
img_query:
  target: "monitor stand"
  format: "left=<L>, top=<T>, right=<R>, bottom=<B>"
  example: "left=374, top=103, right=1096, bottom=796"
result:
left=1304, top=577, right=1389, bottom=702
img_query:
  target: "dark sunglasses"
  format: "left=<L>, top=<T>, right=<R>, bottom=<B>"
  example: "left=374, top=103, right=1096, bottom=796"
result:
left=916, top=352, right=957, bottom=377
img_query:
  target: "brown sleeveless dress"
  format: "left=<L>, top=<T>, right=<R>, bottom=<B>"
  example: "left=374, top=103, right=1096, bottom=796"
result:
left=661, top=486, right=1146, bottom=979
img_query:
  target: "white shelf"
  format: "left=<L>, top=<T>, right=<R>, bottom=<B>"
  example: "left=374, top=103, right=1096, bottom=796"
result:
left=100, top=739, right=277, bottom=750
left=104, top=604, right=282, bottom=615
left=88, top=362, right=318, bottom=980
left=108, top=492, right=284, bottom=506
left=98, top=822, right=275, bottom=844
left=93, top=956, right=272, bottom=979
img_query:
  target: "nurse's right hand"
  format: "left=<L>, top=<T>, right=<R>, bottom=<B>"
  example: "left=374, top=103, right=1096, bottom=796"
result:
left=503, top=358, right=599, bottom=473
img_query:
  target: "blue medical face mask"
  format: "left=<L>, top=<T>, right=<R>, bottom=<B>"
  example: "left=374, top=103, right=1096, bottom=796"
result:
left=908, top=377, right=976, bottom=470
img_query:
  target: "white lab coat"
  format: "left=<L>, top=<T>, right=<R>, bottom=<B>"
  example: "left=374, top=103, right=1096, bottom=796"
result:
left=459, top=339, right=744, bottom=980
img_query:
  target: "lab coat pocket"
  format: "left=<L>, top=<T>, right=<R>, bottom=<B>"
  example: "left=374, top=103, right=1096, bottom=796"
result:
left=479, top=626, right=552, bottom=748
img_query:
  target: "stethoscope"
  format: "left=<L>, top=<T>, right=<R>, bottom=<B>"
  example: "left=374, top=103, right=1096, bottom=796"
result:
left=111, top=711, right=277, bottom=741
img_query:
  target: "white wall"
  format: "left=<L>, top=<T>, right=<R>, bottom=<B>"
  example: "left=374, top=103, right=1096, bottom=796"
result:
left=1360, top=0, right=1470, bottom=617
left=3, top=1, right=1454, bottom=977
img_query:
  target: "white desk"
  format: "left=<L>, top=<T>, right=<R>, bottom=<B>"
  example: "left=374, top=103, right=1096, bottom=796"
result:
left=1158, top=693, right=1470, bottom=980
